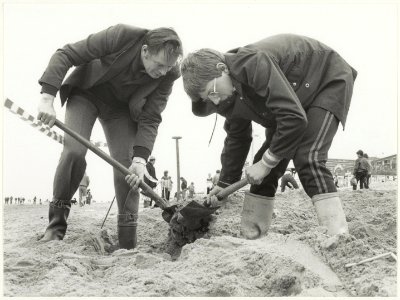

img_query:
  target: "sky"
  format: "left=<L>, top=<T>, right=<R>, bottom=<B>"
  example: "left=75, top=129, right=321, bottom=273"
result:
left=2, top=1, right=398, bottom=202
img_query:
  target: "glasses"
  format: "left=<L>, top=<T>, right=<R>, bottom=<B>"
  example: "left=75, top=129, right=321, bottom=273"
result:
left=207, top=78, right=221, bottom=102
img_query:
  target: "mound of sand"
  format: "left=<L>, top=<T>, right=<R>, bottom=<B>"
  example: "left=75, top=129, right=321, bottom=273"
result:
left=3, top=181, right=397, bottom=296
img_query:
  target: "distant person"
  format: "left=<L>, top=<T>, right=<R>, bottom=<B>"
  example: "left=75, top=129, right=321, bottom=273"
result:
left=86, top=189, right=92, bottom=205
left=166, top=176, right=173, bottom=201
left=333, top=175, right=339, bottom=188
left=160, top=170, right=169, bottom=199
left=33, top=196, right=37, bottom=205
left=9, top=196, right=13, bottom=205
left=211, top=170, right=220, bottom=189
left=280, top=170, right=299, bottom=192
left=144, top=156, right=158, bottom=207
left=39, top=199, right=42, bottom=205
left=363, top=153, right=372, bottom=189
left=188, top=182, right=195, bottom=198
left=353, top=150, right=369, bottom=190
left=79, top=172, right=90, bottom=206
left=206, top=173, right=213, bottom=194
left=180, top=177, right=188, bottom=200
left=5, top=197, right=9, bottom=205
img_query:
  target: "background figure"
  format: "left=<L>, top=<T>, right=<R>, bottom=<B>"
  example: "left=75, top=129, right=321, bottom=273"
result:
left=363, top=153, right=372, bottom=189
left=33, top=196, right=36, bottom=205
left=5, top=197, right=9, bottom=205
left=86, top=189, right=92, bottom=205
left=334, top=175, right=339, bottom=188
left=211, top=170, right=220, bottom=189
left=206, top=173, right=213, bottom=194
left=280, top=170, right=299, bottom=192
left=144, top=156, right=158, bottom=207
left=180, top=177, right=188, bottom=200
left=79, top=172, right=90, bottom=207
left=353, top=150, right=369, bottom=190
left=188, top=182, right=195, bottom=198
left=161, top=171, right=169, bottom=199
left=10, top=196, right=13, bottom=205
left=166, top=176, right=173, bottom=201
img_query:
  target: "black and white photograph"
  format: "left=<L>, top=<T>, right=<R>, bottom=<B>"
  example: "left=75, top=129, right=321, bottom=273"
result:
left=2, top=0, right=398, bottom=297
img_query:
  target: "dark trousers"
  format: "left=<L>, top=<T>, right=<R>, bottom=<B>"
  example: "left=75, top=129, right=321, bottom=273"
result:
left=365, top=174, right=371, bottom=189
left=250, top=107, right=339, bottom=199
left=354, top=171, right=368, bottom=190
left=52, top=93, right=139, bottom=218
left=162, top=188, right=171, bottom=201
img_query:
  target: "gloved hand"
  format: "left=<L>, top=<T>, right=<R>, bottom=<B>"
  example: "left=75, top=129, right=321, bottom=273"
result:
left=204, top=185, right=225, bottom=207
left=245, top=160, right=271, bottom=185
left=37, top=93, right=56, bottom=127
left=125, top=157, right=146, bottom=190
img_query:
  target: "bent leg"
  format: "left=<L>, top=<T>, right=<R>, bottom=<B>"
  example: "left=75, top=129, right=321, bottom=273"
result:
left=293, top=107, right=347, bottom=235
left=100, top=109, right=138, bottom=249
left=53, top=94, right=98, bottom=201
left=44, top=94, right=98, bottom=241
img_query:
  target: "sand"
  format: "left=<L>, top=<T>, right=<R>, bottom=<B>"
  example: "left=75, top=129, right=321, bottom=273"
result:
left=2, top=181, right=397, bottom=296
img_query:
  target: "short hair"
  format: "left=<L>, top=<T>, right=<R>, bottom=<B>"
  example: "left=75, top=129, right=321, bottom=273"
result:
left=143, top=27, right=183, bottom=60
left=181, top=48, right=225, bottom=102
left=363, top=153, right=369, bottom=158
left=356, top=150, right=364, bottom=156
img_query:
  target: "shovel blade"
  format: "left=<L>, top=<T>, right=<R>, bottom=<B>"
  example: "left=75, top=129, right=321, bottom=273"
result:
left=161, top=205, right=178, bottom=223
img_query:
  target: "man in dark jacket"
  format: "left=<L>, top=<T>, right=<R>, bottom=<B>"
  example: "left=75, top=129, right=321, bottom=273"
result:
left=181, top=34, right=357, bottom=238
left=37, top=24, right=183, bottom=249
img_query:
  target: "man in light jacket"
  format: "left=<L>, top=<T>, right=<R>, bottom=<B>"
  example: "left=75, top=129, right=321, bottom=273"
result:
left=37, top=24, right=182, bottom=249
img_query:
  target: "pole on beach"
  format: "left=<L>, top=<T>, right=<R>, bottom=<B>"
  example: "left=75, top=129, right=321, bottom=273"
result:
left=101, top=196, right=116, bottom=229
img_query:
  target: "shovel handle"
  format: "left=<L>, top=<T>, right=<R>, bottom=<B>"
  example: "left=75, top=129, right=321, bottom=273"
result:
left=54, top=119, right=168, bottom=209
left=216, top=178, right=248, bottom=200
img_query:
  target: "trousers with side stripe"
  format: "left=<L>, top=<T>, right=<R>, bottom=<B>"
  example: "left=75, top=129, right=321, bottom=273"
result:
left=250, top=107, right=339, bottom=198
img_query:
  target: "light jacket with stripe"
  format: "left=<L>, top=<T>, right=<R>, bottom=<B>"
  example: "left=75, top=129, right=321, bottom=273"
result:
left=192, top=34, right=357, bottom=187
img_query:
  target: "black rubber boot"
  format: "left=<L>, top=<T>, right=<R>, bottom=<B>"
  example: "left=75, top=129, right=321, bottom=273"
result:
left=118, top=213, right=138, bottom=250
left=41, top=199, right=71, bottom=242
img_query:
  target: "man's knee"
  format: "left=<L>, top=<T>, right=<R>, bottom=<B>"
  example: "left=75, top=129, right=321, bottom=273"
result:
left=61, top=147, right=87, bottom=163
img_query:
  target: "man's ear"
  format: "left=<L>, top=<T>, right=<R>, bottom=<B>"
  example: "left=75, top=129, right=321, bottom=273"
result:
left=141, top=45, right=149, bottom=57
left=216, top=62, right=229, bottom=74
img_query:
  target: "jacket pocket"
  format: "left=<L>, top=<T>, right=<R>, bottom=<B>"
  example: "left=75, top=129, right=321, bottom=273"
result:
left=286, top=65, right=302, bottom=92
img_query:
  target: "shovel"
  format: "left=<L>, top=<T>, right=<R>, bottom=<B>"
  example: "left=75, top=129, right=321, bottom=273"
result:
left=203, top=178, right=248, bottom=207
left=53, top=119, right=177, bottom=222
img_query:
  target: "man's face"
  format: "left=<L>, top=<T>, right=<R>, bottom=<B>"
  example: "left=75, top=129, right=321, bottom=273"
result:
left=141, top=45, right=178, bottom=79
left=199, top=71, right=235, bottom=105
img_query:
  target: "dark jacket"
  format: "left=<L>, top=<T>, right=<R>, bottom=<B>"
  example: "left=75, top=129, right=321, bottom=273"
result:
left=39, top=24, right=180, bottom=158
left=192, top=34, right=357, bottom=187
left=354, top=157, right=370, bottom=175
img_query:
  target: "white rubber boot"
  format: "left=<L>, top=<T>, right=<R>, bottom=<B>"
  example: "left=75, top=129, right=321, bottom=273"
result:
left=312, top=192, right=349, bottom=235
left=240, top=192, right=275, bottom=239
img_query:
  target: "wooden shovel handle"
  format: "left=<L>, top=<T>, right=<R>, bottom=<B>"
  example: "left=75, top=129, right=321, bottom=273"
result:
left=54, top=119, right=168, bottom=209
left=216, top=178, right=248, bottom=200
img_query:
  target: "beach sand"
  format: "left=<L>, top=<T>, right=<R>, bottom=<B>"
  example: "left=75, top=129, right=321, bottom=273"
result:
left=3, top=180, right=397, bottom=296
